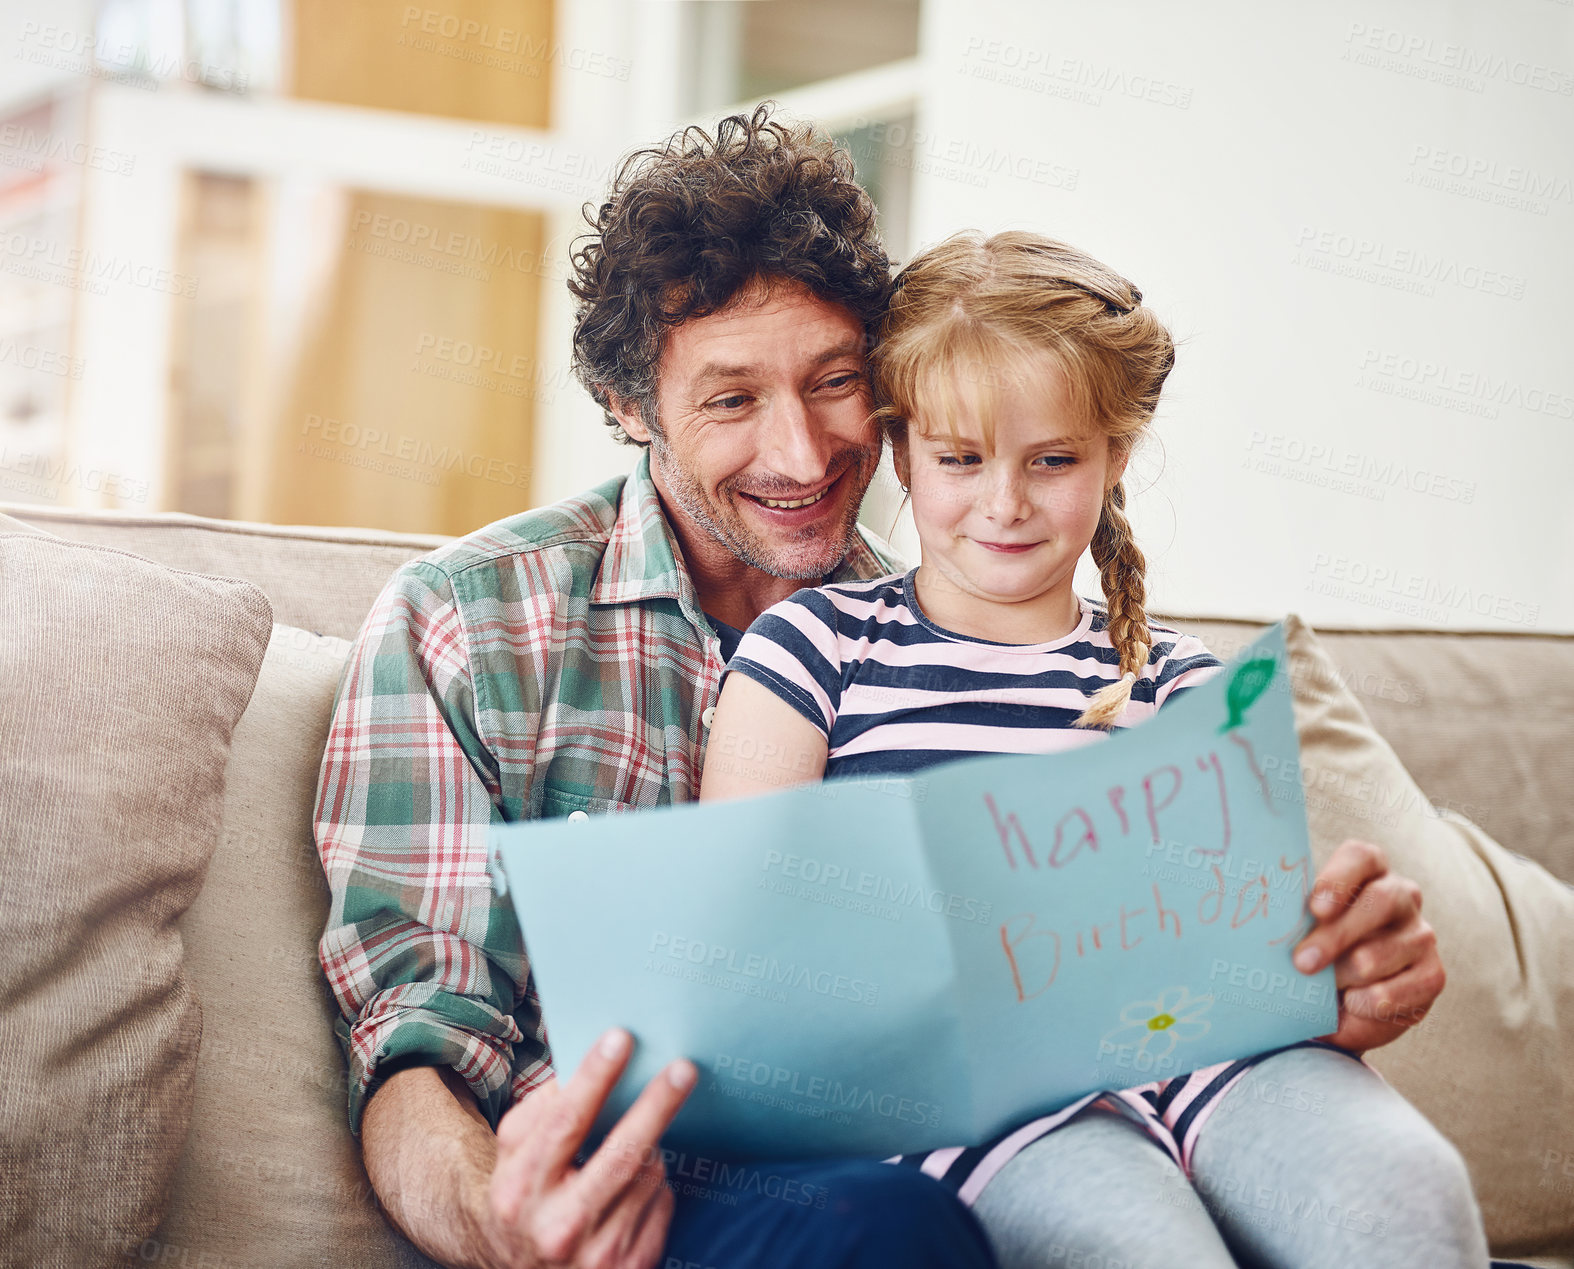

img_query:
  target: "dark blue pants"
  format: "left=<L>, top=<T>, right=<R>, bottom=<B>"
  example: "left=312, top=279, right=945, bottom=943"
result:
left=662, top=1157, right=998, bottom=1269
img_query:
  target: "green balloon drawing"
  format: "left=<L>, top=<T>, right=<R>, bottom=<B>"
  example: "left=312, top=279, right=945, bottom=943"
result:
left=1220, top=656, right=1276, bottom=732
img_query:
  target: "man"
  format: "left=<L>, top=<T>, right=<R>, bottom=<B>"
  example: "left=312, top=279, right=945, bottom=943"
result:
left=315, top=105, right=1445, bottom=1269
left=315, top=104, right=994, bottom=1269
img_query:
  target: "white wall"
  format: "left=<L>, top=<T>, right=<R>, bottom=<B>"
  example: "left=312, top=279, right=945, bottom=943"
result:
left=4, top=0, right=1567, bottom=633
left=912, top=0, right=1574, bottom=632
left=0, top=0, right=99, bottom=115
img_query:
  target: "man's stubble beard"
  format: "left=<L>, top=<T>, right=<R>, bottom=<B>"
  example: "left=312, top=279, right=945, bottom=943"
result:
left=648, top=429, right=881, bottom=581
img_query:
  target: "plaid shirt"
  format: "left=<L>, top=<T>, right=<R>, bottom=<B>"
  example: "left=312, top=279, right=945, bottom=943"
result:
left=314, top=449, right=904, bottom=1133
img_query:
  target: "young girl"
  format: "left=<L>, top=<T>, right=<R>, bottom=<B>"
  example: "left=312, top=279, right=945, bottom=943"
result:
left=698, top=231, right=1489, bottom=1267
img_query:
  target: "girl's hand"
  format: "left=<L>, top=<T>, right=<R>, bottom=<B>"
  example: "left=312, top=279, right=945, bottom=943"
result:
left=1291, top=839, right=1445, bottom=1053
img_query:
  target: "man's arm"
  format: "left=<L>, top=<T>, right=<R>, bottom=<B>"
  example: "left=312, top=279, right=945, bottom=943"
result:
left=315, top=559, right=538, bottom=1134
left=316, top=562, right=696, bottom=1269
left=362, top=1065, right=503, bottom=1269
left=363, top=1035, right=695, bottom=1269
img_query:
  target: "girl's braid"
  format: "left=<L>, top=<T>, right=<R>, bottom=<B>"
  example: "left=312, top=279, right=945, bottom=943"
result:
left=1073, top=478, right=1153, bottom=730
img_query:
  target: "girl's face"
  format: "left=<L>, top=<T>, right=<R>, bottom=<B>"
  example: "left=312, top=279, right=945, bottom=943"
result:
left=893, top=361, right=1126, bottom=642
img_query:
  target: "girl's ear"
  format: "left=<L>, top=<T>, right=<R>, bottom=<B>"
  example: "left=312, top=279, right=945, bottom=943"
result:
left=1106, top=440, right=1130, bottom=492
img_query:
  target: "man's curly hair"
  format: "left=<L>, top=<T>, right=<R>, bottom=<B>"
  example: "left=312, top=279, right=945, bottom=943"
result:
left=568, top=102, right=891, bottom=445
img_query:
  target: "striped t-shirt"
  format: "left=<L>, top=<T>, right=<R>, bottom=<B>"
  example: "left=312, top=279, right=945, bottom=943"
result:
left=723, top=569, right=1369, bottom=1195
left=724, top=567, right=1223, bottom=777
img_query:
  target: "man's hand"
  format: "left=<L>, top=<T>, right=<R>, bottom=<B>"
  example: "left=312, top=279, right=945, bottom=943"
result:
left=1291, top=839, right=1444, bottom=1053
left=472, top=1029, right=696, bottom=1269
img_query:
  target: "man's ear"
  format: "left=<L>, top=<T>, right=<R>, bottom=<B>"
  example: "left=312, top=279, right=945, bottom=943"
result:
left=605, top=391, right=652, bottom=444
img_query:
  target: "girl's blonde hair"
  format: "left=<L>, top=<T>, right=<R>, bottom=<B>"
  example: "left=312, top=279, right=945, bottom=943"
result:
left=871, top=229, right=1176, bottom=730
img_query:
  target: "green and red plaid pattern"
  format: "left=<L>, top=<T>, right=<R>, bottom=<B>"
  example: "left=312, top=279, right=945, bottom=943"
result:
left=314, top=449, right=903, bottom=1133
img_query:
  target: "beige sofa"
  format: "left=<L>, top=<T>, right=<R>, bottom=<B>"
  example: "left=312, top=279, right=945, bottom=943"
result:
left=1, top=501, right=1570, bottom=1269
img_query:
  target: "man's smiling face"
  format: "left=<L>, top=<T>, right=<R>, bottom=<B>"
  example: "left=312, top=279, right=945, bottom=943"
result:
left=611, top=276, right=882, bottom=581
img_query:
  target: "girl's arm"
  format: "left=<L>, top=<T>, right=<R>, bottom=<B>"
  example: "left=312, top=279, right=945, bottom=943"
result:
left=698, top=673, right=828, bottom=802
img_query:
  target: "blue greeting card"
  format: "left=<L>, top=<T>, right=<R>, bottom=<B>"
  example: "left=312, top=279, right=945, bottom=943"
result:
left=490, top=621, right=1335, bottom=1160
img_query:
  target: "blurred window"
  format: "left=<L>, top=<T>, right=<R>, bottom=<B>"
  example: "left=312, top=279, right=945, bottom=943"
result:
left=680, top=0, right=919, bottom=113
left=94, top=0, right=278, bottom=93
left=835, top=111, right=915, bottom=264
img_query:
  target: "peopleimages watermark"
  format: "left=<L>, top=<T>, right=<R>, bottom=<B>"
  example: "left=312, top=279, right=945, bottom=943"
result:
left=0, top=447, right=149, bottom=502
left=0, top=339, right=84, bottom=380
left=1355, top=348, right=1574, bottom=423
left=1342, top=21, right=1574, bottom=97
left=847, top=116, right=1077, bottom=192
left=202, top=1033, right=346, bottom=1096
left=1292, top=225, right=1527, bottom=300
left=206, top=1145, right=447, bottom=1223
left=0, top=123, right=135, bottom=176
left=0, top=231, right=199, bottom=297
left=397, top=6, right=630, bottom=80
left=1140, top=837, right=1303, bottom=899
left=1200, top=630, right=1429, bottom=710
left=1256, top=748, right=1492, bottom=828
left=101, top=1234, right=244, bottom=1269
left=345, top=210, right=564, bottom=285
left=646, top=932, right=879, bottom=1006
left=1306, top=553, right=1541, bottom=628
left=1243, top=430, right=1477, bottom=504
left=1208, top=957, right=1333, bottom=1008
left=655, top=1148, right=828, bottom=1210
left=14, top=20, right=250, bottom=92
left=1543, top=1148, right=1574, bottom=1195
left=410, top=332, right=577, bottom=404
left=299, top=413, right=530, bottom=489
left=709, top=1054, right=941, bottom=1129
left=1179, top=1170, right=1393, bottom=1239
left=759, top=849, right=993, bottom=925
left=819, top=765, right=933, bottom=803
left=957, top=36, right=1193, bottom=109
left=461, top=131, right=617, bottom=196
left=1404, top=143, right=1573, bottom=217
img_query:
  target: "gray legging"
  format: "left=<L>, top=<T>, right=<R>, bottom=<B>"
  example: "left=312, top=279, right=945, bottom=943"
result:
left=971, top=1043, right=1490, bottom=1269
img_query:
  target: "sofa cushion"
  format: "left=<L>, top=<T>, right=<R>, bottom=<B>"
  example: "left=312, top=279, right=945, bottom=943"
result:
left=1283, top=615, right=1574, bottom=1257
left=1344, top=630, right=1574, bottom=887
left=0, top=502, right=447, bottom=642
left=0, top=523, right=272, bottom=1265
left=1182, top=619, right=1574, bottom=889
left=151, top=623, right=441, bottom=1268
left=0, top=509, right=49, bottom=536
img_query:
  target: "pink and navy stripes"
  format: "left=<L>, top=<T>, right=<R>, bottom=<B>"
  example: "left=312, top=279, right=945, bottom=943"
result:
left=725, top=568, right=1223, bottom=780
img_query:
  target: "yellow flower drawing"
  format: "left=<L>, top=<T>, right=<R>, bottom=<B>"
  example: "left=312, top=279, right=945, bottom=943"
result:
left=1101, top=986, right=1214, bottom=1065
